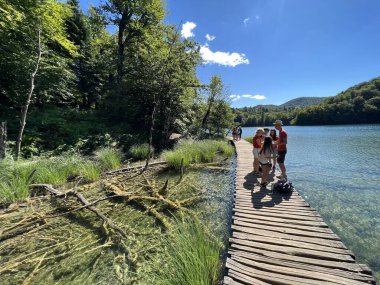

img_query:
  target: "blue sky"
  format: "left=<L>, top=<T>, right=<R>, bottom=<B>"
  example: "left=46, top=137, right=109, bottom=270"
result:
left=79, top=0, right=380, bottom=107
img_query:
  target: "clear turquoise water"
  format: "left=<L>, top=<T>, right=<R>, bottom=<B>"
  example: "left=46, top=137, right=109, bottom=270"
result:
left=242, top=125, right=380, bottom=282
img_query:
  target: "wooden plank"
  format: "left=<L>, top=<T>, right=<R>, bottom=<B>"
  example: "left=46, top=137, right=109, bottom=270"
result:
left=227, top=270, right=272, bottom=285
left=226, top=258, right=342, bottom=285
left=232, top=232, right=351, bottom=256
left=230, top=237, right=354, bottom=262
left=233, top=209, right=325, bottom=223
left=230, top=255, right=371, bottom=285
left=233, top=215, right=331, bottom=233
left=231, top=225, right=347, bottom=249
left=229, top=243, right=365, bottom=272
left=235, top=200, right=311, bottom=209
left=229, top=250, right=376, bottom=283
left=233, top=220, right=341, bottom=240
left=233, top=205, right=321, bottom=217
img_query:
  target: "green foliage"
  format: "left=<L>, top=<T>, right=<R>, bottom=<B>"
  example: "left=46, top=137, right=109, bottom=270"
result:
left=153, top=218, right=221, bottom=285
left=95, top=147, right=122, bottom=171
left=163, top=139, right=234, bottom=169
left=280, top=97, right=329, bottom=108
left=128, top=143, right=151, bottom=160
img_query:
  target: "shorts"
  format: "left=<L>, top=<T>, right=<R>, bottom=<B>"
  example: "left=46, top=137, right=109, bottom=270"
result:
left=277, top=150, right=287, bottom=163
left=260, top=162, right=272, bottom=168
left=252, top=148, right=260, bottom=158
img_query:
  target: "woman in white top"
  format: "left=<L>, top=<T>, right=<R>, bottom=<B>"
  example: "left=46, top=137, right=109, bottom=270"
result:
left=258, top=136, right=276, bottom=187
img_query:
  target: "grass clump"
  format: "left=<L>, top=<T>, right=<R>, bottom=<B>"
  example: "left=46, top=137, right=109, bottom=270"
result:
left=95, top=147, right=122, bottom=171
left=162, top=139, right=234, bottom=169
left=79, top=161, right=101, bottom=182
left=129, top=143, right=151, bottom=160
left=153, top=218, right=221, bottom=285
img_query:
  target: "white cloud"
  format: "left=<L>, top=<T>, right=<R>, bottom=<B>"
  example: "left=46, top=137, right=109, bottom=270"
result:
left=205, top=34, right=216, bottom=41
left=200, top=45, right=249, bottom=67
left=181, top=21, right=196, bottom=39
left=230, top=95, right=241, bottom=102
left=255, top=15, right=260, bottom=20
left=243, top=17, right=250, bottom=25
left=242, top=94, right=266, bottom=100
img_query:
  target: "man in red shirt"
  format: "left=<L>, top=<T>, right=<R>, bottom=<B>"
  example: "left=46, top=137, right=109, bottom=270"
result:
left=274, top=120, right=287, bottom=180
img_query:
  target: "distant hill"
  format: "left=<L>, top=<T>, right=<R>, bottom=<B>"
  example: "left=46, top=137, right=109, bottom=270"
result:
left=293, top=77, right=380, bottom=125
left=280, top=97, right=329, bottom=108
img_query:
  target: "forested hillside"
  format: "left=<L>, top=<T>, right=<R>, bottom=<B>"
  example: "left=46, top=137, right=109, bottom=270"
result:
left=294, top=77, right=380, bottom=125
left=233, top=79, right=380, bottom=127
left=280, top=96, right=328, bottom=108
left=0, top=0, right=233, bottom=158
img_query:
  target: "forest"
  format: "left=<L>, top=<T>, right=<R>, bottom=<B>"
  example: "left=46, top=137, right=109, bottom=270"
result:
left=233, top=77, right=380, bottom=127
left=0, top=0, right=234, bottom=159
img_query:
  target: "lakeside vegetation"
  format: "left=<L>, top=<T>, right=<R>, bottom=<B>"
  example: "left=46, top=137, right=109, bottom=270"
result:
left=233, top=76, right=380, bottom=126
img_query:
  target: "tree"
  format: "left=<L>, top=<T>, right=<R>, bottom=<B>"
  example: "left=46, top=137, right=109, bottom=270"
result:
left=0, top=0, right=78, bottom=159
left=100, top=0, right=165, bottom=84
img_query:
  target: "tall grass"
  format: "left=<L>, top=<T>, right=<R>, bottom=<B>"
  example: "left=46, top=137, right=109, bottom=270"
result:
left=0, top=148, right=122, bottom=204
left=129, top=143, right=151, bottom=160
left=154, top=218, right=221, bottom=285
left=162, top=139, right=234, bottom=169
left=95, top=147, right=122, bottom=171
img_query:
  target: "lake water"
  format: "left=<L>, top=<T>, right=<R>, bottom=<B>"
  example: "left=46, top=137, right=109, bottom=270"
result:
left=242, top=125, right=380, bottom=282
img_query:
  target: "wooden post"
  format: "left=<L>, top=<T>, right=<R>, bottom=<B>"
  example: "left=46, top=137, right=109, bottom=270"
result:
left=0, top=122, right=7, bottom=160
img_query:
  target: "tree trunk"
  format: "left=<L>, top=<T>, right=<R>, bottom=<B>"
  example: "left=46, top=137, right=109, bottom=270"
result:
left=15, top=28, right=42, bottom=160
left=0, top=122, right=7, bottom=160
left=144, top=98, right=157, bottom=170
left=117, top=25, right=125, bottom=84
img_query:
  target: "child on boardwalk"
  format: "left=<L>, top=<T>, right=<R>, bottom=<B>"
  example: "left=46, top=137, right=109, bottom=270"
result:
left=258, top=136, right=276, bottom=187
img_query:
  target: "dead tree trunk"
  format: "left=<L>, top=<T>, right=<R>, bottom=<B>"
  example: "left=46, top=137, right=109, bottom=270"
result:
left=15, top=27, right=42, bottom=160
left=0, top=122, right=7, bottom=160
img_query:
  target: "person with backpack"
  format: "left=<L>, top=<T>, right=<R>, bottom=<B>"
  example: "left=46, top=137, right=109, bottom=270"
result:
left=237, top=126, right=242, bottom=140
left=258, top=136, right=276, bottom=187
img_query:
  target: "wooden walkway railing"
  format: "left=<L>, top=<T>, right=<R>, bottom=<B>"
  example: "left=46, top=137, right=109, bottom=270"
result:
left=223, top=140, right=376, bottom=285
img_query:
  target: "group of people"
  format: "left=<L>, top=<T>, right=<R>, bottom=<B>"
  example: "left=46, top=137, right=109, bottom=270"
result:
left=232, top=126, right=242, bottom=141
left=252, top=120, right=287, bottom=187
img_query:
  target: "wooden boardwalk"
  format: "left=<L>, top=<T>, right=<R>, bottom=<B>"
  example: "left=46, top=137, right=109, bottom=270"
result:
left=223, top=140, right=376, bottom=285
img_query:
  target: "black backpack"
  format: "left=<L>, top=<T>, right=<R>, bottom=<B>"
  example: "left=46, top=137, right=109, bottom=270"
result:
left=274, top=181, right=294, bottom=193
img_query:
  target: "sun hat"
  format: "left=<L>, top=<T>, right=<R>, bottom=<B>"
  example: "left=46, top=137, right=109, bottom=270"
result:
left=256, top=128, right=264, bottom=133
left=273, top=120, right=283, bottom=126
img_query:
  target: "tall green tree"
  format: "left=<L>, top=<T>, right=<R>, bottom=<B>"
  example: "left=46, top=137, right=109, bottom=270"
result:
left=100, top=0, right=165, bottom=84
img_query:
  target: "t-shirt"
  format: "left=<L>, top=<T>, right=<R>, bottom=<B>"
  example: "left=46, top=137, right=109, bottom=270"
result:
left=278, top=128, right=287, bottom=151
left=253, top=134, right=262, bottom=148
left=259, top=149, right=273, bottom=164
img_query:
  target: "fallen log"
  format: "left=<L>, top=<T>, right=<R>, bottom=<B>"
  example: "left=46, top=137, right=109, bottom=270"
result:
left=30, top=184, right=132, bottom=240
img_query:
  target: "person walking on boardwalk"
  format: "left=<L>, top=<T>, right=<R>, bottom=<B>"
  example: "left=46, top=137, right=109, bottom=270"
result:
left=252, top=128, right=264, bottom=175
left=237, top=126, right=242, bottom=140
left=273, top=120, right=287, bottom=180
left=258, top=136, right=276, bottom=187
